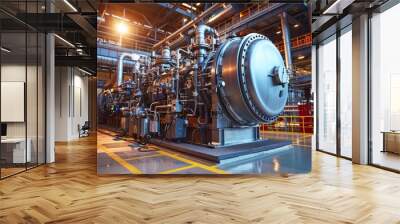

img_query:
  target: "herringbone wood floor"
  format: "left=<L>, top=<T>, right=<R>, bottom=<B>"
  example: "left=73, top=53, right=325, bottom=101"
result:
left=1, top=135, right=400, bottom=223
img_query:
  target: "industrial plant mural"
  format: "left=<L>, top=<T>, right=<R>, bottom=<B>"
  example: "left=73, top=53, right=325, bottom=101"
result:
left=96, top=3, right=312, bottom=175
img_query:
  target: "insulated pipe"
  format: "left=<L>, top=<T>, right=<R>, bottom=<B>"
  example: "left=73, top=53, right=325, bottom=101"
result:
left=280, top=11, right=293, bottom=74
left=191, top=63, right=199, bottom=116
left=206, top=5, right=233, bottom=25
left=117, top=53, right=138, bottom=87
left=153, top=3, right=223, bottom=50
left=176, top=49, right=182, bottom=100
left=195, top=24, right=219, bottom=64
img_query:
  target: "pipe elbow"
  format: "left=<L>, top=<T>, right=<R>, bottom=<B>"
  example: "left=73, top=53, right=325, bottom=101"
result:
left=117, top=53, right=139, bottom=87
left=196, top=24, right=218, bottom=46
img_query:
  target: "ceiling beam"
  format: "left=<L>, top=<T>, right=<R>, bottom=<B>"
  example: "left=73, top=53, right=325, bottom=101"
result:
left=67, top=13, right=96, bottom=47
left=55, top=55, right=96, bottom=69
left=157, top=3, right=195, bottom=18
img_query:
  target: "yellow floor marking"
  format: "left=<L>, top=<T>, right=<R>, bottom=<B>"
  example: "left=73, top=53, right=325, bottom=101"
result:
left=125, top=154, right=162, bottom=161
left=99, top=145, right=142, bottom=174
left=158, top=150, right=228, bottom=174
left=159, top=165, right=196, bottom=174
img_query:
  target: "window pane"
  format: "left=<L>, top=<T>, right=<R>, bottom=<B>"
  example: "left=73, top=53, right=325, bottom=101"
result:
left=317, top=36, right=337, bottom=154
left=340, top=28, right=352, bottom=158
left=27, top=31, right=38, bottom=169
left=371, top=3, right=400, bottom=171
left=1, top=30, right=28, bottom=177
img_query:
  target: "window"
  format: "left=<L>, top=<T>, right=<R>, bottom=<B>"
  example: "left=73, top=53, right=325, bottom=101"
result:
left=317, top=35, right=337, bottom=154
left=339, top=27, right=352, bottom=158
left=0, top=1, right=46, bottom=179
left=370, top=3, right=400, bottom=171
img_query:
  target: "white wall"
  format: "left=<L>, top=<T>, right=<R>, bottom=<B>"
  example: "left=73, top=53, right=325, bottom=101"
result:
left=55, top=67, right=70, bottom=141
left=55, top=67, right=89, bottom=141
left=1, top=65, right=42, bottom=137
left=1, top=65, right=26, bottom=138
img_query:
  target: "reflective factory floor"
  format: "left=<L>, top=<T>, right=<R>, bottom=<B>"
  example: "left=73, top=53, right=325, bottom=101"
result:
left=97, top=130, right=312, bottom=175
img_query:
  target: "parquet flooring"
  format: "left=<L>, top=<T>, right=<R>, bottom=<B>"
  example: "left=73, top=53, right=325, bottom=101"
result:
left=1, top=134, right=400, bottom=223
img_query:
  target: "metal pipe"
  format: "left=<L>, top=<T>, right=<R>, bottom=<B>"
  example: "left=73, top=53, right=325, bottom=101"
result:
left=176, top=49, right=182, bottom=100
left=153, top=3, right=223, bottom=49
left=280, top=11, right=293, bottom=74
left=206, top=5, right=233, bottom=25
left=195, top=24, right=218, bottom=64
left=155, top=104, right=173, bottom=113
left=117, top=53, right=138, bottom=86
left=191, top=63, right=199, bottom=116
left=175, top=48, right=191, bottom=101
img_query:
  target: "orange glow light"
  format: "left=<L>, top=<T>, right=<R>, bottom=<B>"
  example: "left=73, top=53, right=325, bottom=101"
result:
left=116, top=22, right=128, bottom=34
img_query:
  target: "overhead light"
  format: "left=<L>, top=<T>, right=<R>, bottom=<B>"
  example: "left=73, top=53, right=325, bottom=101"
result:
left=1, top=47, right=11, bottom=53
left=297, top=55, right=305, bottom=60
left=54, top=34, right=75, bottom=48
left=182, top=3, right=197, bottom=11
left=196, top=3, right=201, bottom=6
left=276, top=30, right=282, bottom=35
left=116, top=22, right=128, bottom=34
left=183, top=18, right=188, bottom=23
left=78, top=68, right=93, bottom=76
left=294, top=24, right=300, bottom=28
left=63, top=0, right=78, bottom=12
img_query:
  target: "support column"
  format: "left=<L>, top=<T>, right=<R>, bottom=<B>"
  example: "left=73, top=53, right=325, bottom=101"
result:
left=45, top=0, right=55, bottom=163
left=88, top=76, right=97, bottom=131
left=352, top=14, right=369, bottom=164
left=46, top=32, right=55, bottom=163
left=311, top=45, right=317, bottom=150
left=54, top=67, right=72, bottom=141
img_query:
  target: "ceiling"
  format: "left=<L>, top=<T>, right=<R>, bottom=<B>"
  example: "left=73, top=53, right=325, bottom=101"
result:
left=0, top=0, right=97, bottom=73
left=98, top=3, right=311, bottom=79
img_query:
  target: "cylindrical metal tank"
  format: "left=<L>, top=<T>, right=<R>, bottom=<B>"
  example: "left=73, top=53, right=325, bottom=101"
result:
left=215, top=33, right=289, bottom=125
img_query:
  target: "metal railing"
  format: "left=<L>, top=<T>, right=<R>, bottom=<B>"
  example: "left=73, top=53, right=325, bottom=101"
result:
left=215, top=3, right=272, bottom=37
left=277, top=34, right=312, bottom=52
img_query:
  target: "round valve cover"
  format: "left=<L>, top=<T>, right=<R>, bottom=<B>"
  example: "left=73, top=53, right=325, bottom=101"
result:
left=215, top=33, right=289, bottom=125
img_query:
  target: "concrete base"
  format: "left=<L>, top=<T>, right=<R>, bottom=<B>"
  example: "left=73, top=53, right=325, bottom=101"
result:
left=149, top=139, right=292, bottom=163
